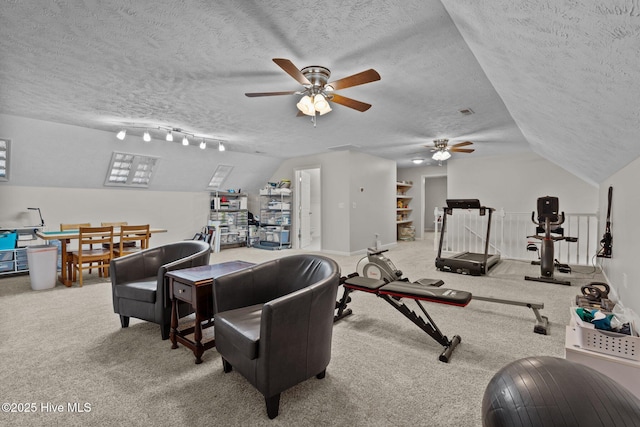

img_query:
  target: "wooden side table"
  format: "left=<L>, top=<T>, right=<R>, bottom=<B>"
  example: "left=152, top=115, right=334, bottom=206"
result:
left=168, top=260, right=254, bottom=364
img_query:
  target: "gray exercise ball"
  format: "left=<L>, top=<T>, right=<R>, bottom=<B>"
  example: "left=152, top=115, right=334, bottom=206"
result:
left=482, top=356, right=640, bottom=427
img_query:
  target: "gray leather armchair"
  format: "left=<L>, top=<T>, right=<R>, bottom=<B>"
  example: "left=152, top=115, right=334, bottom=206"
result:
left=213, top=254, right=340, bottom=419
left=110, top=240, right=211, bottom=339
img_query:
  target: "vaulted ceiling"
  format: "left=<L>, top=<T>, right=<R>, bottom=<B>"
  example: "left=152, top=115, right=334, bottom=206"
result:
left=1, top=1, right=638, bottom=189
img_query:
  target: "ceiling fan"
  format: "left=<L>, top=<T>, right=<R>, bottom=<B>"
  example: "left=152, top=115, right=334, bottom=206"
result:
left=245, top=58, right=381, bottom=124
left=426, top=139, right=475, bottom=163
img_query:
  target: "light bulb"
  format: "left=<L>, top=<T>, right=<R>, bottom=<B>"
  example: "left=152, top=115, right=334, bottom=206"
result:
left=199, top=140, right=206, bottom=149
left=296, top=95, right=315, bottom=116
left=218, top=141, right=225, bottom=152
left=313, top=94, right=331, bottom=115
left=182, top=136, right=189, bottom=146
left=116, top=130, right=126, bottom=140
left=412, top=158, right=424, bottom=164
left=166, top=131, right=173, bottom=142
left=143, top=131, right=151, bottom=142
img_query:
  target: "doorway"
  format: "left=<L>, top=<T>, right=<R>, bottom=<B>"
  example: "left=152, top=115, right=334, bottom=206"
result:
left=295, top=167, right=321, bottom=251
left=423, top=176, right=447, bottom=232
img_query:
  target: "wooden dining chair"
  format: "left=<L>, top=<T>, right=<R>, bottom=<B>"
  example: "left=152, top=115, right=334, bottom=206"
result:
left=70, top=226, right=114, bottom=287
left=60, top=222, right=92, bottom=278
left=101, top=222, right=128, bottom=227
left=101, top=221, right=128, bottom=251
left=113, top=224, right=151, bottom=258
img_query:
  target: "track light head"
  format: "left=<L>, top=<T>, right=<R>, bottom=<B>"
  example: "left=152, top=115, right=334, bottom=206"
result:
left=116, top=130, right=126, bottom=140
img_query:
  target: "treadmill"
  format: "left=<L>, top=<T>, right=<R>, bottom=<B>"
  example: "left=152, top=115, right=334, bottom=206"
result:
left=435, top=199, right=501, bottom=276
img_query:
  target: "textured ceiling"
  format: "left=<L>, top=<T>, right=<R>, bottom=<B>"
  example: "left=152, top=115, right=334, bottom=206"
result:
left=0, top=1, right=638, bottom=188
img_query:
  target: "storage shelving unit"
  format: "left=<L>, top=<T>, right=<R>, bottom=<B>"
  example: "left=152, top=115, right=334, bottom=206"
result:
left=396, top=181, right=414, bottom=241
left=209, top=192, right=248, bottom=249
left=256, top=187, right=292, bottom=250
left=0, top=227, right=41, bottom=276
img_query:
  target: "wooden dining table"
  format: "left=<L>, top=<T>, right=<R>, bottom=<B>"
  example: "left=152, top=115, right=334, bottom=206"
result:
left=35, top=227, right=167, bottom=287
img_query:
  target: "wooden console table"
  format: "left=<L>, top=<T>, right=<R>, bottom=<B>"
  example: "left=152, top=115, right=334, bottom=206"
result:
left=167, top=261, right=254, bottom=364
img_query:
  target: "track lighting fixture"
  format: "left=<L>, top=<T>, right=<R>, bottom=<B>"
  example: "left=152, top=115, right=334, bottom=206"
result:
left=114, top=126, right=224, bottom=151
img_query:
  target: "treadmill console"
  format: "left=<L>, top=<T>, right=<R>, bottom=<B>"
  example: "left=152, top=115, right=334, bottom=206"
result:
left=446, top=199, right=482, bottom=209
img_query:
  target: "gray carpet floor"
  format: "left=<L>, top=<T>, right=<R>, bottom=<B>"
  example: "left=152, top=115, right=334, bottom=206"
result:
left=0, top=236, right=604, bottom=426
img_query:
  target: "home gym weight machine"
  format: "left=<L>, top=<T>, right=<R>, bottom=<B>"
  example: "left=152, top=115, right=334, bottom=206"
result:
left=524, top=196, right=577, bottom=286
left=435, top=199, right=501, bottom=276
left=335, top=248, right=549, bottom=362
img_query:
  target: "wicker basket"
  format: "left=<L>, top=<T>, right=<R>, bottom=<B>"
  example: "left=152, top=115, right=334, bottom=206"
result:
left=398, top=225, right=415, bottom=241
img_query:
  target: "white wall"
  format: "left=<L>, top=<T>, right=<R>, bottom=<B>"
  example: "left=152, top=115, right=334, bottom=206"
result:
left=446, top=151, right=598, bottom=213
left=599, top=156, right=640, bottom=317
left=269, top=151, right=396, bottom=255
left=0, top=185, right=208, bottom=247
left=348, top=151, right=396, bottom=253
left=0, top=114, right=281, bottom=193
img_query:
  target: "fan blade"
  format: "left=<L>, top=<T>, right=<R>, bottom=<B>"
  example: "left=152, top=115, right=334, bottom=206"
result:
left=327, top=69, right=381, bottom=90
left=273, top=58, right=311, bottom=85
left=329, top=94, right=372, bottom=112
left=450, top=148, right=475, bottom=153
left=451, top=140, right=473, bottom=148
left=245, top=91, right=298, bottom=97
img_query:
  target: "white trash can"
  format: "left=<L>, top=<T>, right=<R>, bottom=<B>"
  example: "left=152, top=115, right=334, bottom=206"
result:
left=26, top=245, right=58, bottom=290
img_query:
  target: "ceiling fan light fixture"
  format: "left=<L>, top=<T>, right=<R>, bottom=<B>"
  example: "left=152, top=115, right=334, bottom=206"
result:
left=432, top=150, right=452, bottom=161
left=116, top=129, right=126, bottom=140
left=313, top=94, right=331, bottom=115
left=296, top=95, right=315, bottom=116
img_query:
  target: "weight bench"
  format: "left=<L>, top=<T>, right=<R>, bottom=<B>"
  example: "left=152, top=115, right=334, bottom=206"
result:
left=335, top=275, right=472, bottom=362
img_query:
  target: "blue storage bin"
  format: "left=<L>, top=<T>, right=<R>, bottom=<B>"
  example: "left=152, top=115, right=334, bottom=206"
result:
left=0, top=260, right=14, bottom=272
left=0, top=232, right=17, bottom=250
